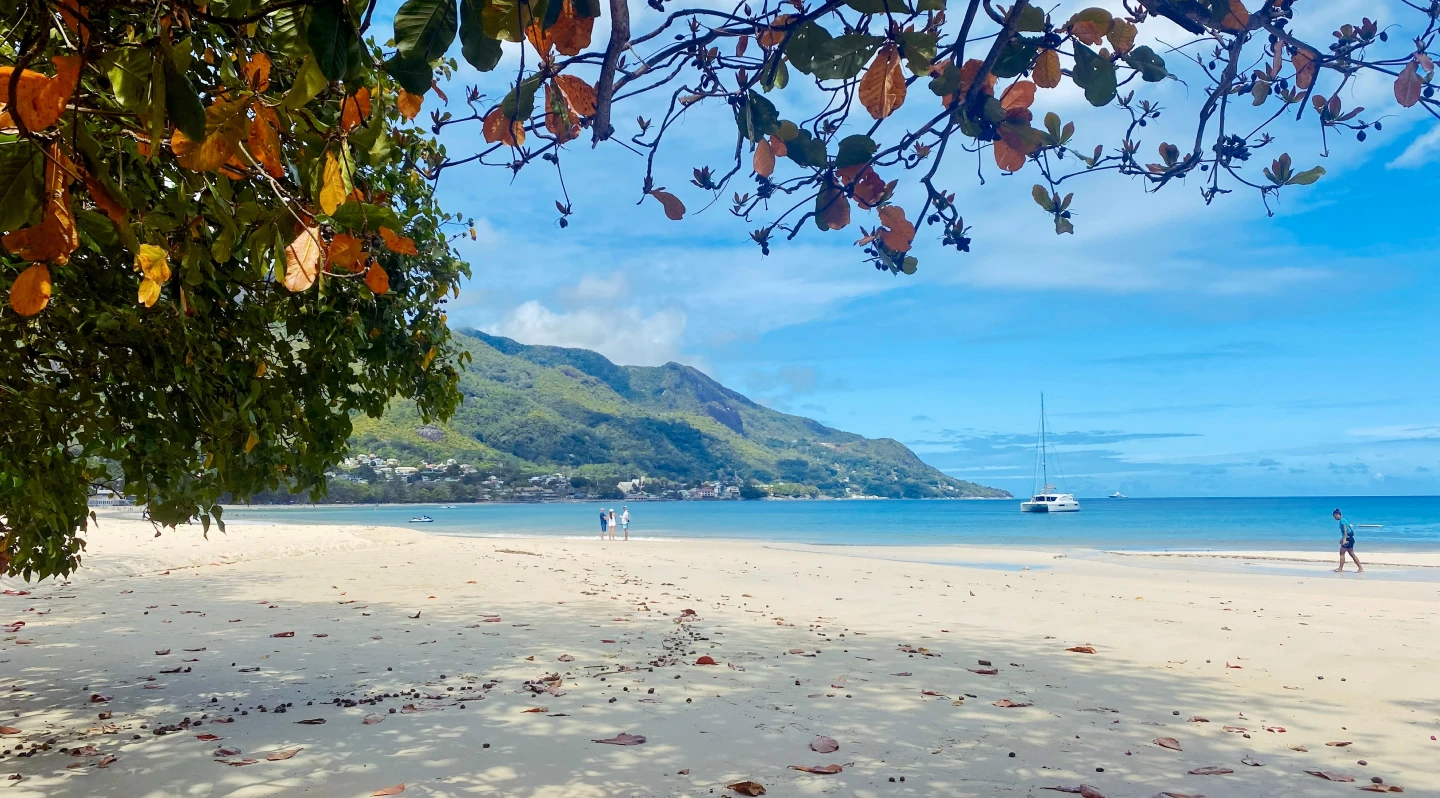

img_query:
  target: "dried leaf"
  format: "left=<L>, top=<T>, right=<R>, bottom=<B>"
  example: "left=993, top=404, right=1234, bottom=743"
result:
left=789, top=764, right=843, bottom=774
left=549, top=0, right=595, bottom=56
left=593, top=732, right=647, bottom=745
left=0, top=55, right=81, bottom=131
left=1153, top=737, right=1182, bottom=751
left=877, top=205, right=915, bottom=252
left=372, top=785, right=405, bottom=796
left=97, top=754, right=118, bottom=767
left=246, top=105, right=285, bottom=178
left=266, top=747, right=302, bottom=761
left=363, top=714, right=384, bottom=724
left=482, top=107, right=525, bottom=146
left=694, top=655, right=718, bottom=665
left=1066, top=645, right=1098, bottom=654
left=815, top=183, right=850, bottom=231
left=1292, top=47, right=1317, bottom=90
left=1305, top=770, right=1355, bottom=782
left=397, top=90, right=424, bottom=121
left=968, top=667, right=998, bottom=675
left=1394, top=61, right=1422, bottom=108
left=994, top=139, right=1027, bottom=172
left=810, top=736, right=839, bottom=753
left=0, top=727, right=20, bottom=735
left=1000, top=80, right=1037, bottom=112
left=1218, top=0, right=1250, bottom=32
left=294, top=718, right=326, bottom=725
left=1033, top=49, right=1062, bottom=88
left=196, top=733, right=222, bottom=741
left=9, top=264, right=52, bottom=317
left=365, top=262, right=390, bottom=294
left=1357, top=785, right=1405, bottom=793
left=340, top=87, right=372, bottom=132
left=728, top=781, right=766, bottom=796
left=1188, top=766, right=1233, bottom=775
left=1107, top=20, right=1137, bottom=54
left=219, top=758, right=261, bottom=766
left=544, top=75, right=597, bottom=142
left=380, top=226, right=419, bottom=255
left=284, top=226, right=323, bottom=291
left=649, top=189, right=686, bottom=220
left=753, top=138, right=776, bottom=178
left=992, top=699, right=1031, bottom=707
left=242, top=53, right=272, bottom=91
left=859, top=44, right=907, bottom=120
left=1326, top=741, right=1353, bottom=747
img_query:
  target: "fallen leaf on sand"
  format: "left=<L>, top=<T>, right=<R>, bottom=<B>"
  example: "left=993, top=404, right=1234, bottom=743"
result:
left=893, top=671, right=912, bottom=676
left=1225, top=662, right=1242, bottom=669
left=969, top=668, right=998, bottom=675
left=372, top=786, right=405, bottom=796
left=1041, top=787, right=1105, bottom=797
left=271, top=631, right=295, bottom=638
left=678, top=768, right=690, bottom=775
left=728, top=781, right=766, bottom=796
left=97, top=754, right=117, bottom=767
left=1357, top=785, right=1405, bottom=793
left=695, top=655, right=718, bottom=665
left=1066, top=645, right=1097, bottom=654
left=1188, top=766, right=1233, bottom=775
left=267, top=747, right=302, bottom=761
left=1241, top=754, right=1264, bottom=766
left=558, top=654, right=575, bottom=662
left=1264, top=726, right=1286, bottom=733
left=811, top=736, right=839, bottom=753
left=214, top=747, right=241, bottom=757
left=184, top=647, right=206, bottom=652
left=1223, top=726, right=1247, bottom=733
left=219, top=758, right=260, bottom=766
left=196, top=733, right=221, bottom=741
left=993, top=699, right=1031, bottom=708
left=922, top=690, right=947, bottom=697
left=789, top=764, right=843, bottom=774
left=788, top=649, right=805, bottom=654
left=1289, top=745, right=1308, bottom=752
left=71, top=745, right=100, bottom=756
left=1326, top=741, right=1353, bottom=747
left=593, top=732, right=646, bottom=745
left=522, top=707, right=548, bottom=713
left=155, top=649, right=171, bottom=655
left=1305, top=770, right=1356, bottom=782
left=1153, top=737, right=1182, bottom=751
left=0, top=727, right=20, bottom=735
left=295, top=718, right=326, bottom=725
left=364, top=714, right=384, bottom=725
left=1189, top=717, right=1210, bottom=723
left=1154, top=793, right=1204, bottom=798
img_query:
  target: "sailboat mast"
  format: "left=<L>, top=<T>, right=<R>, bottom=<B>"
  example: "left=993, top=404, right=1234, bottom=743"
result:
left=1040, top=393, right=1047, bottom=489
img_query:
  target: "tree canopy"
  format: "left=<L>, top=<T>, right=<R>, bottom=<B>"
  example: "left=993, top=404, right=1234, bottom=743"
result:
left=3, top=0, right=1437, bottom=579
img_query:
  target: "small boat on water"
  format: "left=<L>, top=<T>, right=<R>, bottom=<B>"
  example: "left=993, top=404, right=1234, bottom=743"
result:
left=1109, top=491, right=1127, bottom=499
left=1020, top=394, right=1080, bottom=513
left=410, top=515, right=434, bottom=523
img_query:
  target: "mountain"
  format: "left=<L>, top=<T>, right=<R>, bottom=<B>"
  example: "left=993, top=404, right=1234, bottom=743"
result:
left=345, top=330, right=1009, bottom=499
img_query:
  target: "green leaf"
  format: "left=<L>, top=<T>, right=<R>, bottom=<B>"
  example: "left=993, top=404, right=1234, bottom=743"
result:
left=272, top=6, right=314, bottom=58
left=915, top=0, right=945, bottom=9
left=1288, top=165, right=1325, bottom=185
left=162, top=56, right=206, bottom=142
left=1031, top=183, right=1051, bottom=210
left=835, top=134, right=877, bottom=168
left=501, top=75, right=543, bottom=120
left=898, top=30, right=937, bottom=76
left=329, top=201, right=401, bottom=234
left=284, top=55, right=330, bottom=110
left=1015, top=4, right=1046, bottom=32
left=811, top=34, right=883, bottom=81
left=785, top=129, right=828, bottom=168
left=481, top=0, right=530, bottom=42
left=103, top=48, right=155, bottom=113
left=900, top=256, right=917, bottom=275
left=383, top=54, right=434, bottom=95
left=571, top=0, right=602, bottom=17
left=306, top=1, right=353, bottom=80
left=394, top=0, right=459, bottom=63
left=762, top=59, right=789, bottom=92
left=1055, top=215, right=1074, bottom=234
left=843, top=0, right=911, bottom=13
left=1071, top=43, right=1117, bottom=106
left=991, top=36, right=1040, bottom=79
left=459, top=0, right=503, bottom=71
left=0, top=138, right=44, bottom=233
left=734, top=90, right=780, bottom=143
left=785, top=23, right=832, bottom=75
left=928, top=59, right=959, bottom=97
left=1122, top=45, right=1169, bottom=82
left=1043, top=111, right=1061, bottom=141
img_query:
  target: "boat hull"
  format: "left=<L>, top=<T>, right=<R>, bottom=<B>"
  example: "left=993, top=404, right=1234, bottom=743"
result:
left=1020, top=500, right=1080, bottom=513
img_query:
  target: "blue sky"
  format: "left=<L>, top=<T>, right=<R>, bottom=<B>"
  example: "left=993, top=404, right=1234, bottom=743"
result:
left=372, top=1, right=1440, bottom=497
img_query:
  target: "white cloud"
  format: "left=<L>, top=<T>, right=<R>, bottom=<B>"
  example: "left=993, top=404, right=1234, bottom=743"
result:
left=1388, top=124, right=1440, bottom=169
left=488, top=300, right=688, bottom=367
left=559, top=272, right=631, bottom=305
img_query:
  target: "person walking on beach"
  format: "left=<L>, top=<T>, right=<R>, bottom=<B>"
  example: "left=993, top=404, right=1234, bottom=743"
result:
left=620, top=506, right=630, bottom=541
left=608, top=509, right=617, bottom=541
left=599, top=508, right=608, bottom=539
left=1333, top=508, right=1363, bottom=573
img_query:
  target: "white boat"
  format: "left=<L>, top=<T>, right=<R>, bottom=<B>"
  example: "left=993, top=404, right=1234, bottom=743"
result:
left=1020, top=394, right=1080, bottom=513
left=1109, top=491, right=1126, bottom=499
left=410, top=515, right=434, bottom=523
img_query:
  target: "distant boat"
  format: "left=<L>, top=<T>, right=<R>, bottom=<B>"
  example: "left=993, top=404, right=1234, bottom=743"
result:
left=1020, top=394, right=1080, bottom=513
left=1109, top=491, right=1127, bottom=499
left=410, top=515, right=434, bottom=523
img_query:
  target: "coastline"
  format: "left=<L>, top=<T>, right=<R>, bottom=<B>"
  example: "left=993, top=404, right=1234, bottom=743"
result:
left=3, top=514, right=1436, bottom=796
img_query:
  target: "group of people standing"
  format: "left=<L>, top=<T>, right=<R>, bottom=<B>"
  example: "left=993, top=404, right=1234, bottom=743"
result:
left=599, top=506, right=630, bottom=541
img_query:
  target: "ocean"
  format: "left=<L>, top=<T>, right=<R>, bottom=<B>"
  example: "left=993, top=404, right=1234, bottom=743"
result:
left=222, top=496, right=1440, bottom=551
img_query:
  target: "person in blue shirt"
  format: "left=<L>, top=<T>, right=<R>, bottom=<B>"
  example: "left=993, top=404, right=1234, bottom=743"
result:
left=1332, top=508, right=1363, bottom=573
left=599, top=508, right=608, bottom=539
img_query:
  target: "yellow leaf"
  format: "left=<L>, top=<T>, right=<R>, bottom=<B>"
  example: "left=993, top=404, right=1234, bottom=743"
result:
left=328, top=233, right=364, bottom=271
left=858, top=44, right=906, bottom=121
left=135, top=244, right=171, bottom=283
left=1032, top=49, right=1061, bottom=89
left=1068, top=8, right=1113, bottom=46
left=320, top=151, right=346, bottom=215
left=421, top=346, right=437, bottom=370
left=0, top=55, right=81, bottom=132
left=1107, top=19, right=1137, bottom=54
left=397, top=89, right=424, bottom=121
left=244, top=431, right=260, bottom=453
left=243, top=52, right=272, bottom=92
left=172, top=99, right=250, bottom=172
left=284, top=226, right=323, bottom=292
left=9, top=264, right=52, bottom=317
left=379, top=226, right=419, bottom=255
left=365, top=261, right=390, bottom=295
left=137, top=277, right=161, bottom=307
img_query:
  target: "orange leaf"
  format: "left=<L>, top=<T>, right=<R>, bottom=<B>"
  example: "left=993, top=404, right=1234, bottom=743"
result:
left=284, top=226, right=323, bottom=292
left=1218, top=0, right=1250, bottom=32
left=753, top=138, right=775, bottom=178
left=85, top=174, right=127, bottom=225
left=340, top=86, right=372, bottom=132
left=789, top=764, right=843, bottom=774
left=1292, top=47, right=1317, bottom=90
left=815, top=183, right=850, bottom=231
left=365, top=261, right=390, bottom=295
left=877, top=205, right=915, bottom=253
left=1153, top=736, right=1182, bottom=750
left=372, top=786, right=405, bottom=796
left=8, top=264, right=52, bottom=317
left=554, top=74, right=596, bottom=116
left=243, top=52, right=272, bottom=92
left=379, top=226, right=419, bottom=255
left=1000, top=80, right=1036, bottom=112
left=328, top=233, right=364, bottom=270
left=266, top=747, right=302, bottom=761
left=649, top=189, right=686, bottom=220
left=767, top=134, right=787, bottom=158
left=1033, top=49, right=1061, bottom=88
left=859, top=44, right=906, bottom=121
left=544, top=75, right=596, bottom=143
left=0, top=55, right=81, bottom=132
left=994, top=138, right=1026, bottom=172
left=3, top=144, right=77, bottom=265
left=1107, top=19, right=1137, bottom=54
left=397, top=89, right=424, bottom=121
left=549, top=0, right=595, bottom=56
left=173, top=99, right=250, bottom=172
left=758, top=15, right=793, bottom=48
left=728, top=781, right=766, bottom=796
left=248, top=105, right=284, bottom=178
left=482, top=107, right=525, bottom=146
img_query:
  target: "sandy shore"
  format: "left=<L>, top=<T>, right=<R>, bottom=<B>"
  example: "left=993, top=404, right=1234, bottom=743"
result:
left=2, top=513, right=1437, bottom=797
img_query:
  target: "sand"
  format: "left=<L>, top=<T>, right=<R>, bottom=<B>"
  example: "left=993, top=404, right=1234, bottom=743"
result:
left=2, top=511, right=1437, bottom=797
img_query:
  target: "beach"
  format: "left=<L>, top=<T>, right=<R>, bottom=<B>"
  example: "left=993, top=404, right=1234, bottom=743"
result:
left=2, top=513, right=1437, bottom=797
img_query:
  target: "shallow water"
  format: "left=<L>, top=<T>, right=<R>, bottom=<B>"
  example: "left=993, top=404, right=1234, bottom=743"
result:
left=223, top=496, right=1440, bottom=551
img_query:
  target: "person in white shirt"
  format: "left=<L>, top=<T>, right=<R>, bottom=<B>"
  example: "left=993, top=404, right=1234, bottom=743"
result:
left=607, top=509, right=617, bottom=541
left=620, top=506, right=630, bottom=541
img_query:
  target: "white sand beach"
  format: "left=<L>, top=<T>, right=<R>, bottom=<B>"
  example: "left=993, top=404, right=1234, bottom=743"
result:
left=2, top=513, right=1437, bottom=797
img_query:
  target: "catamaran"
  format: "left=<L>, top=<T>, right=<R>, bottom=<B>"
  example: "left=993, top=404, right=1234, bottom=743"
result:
left=1020, top=394, right=1080, bottom=513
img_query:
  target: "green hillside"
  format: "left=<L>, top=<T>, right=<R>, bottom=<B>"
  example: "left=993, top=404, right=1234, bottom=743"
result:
left=344, top=330, right=1009, bottom=500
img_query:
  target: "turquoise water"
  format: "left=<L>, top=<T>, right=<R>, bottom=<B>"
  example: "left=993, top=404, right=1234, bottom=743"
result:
left=224, top=496, right=1440, bottom=551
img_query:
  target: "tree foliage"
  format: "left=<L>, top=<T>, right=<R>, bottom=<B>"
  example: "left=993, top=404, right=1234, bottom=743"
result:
left=2, top=0, right=470, bottom=579
left=5, top=0, right=1439, bottom=578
